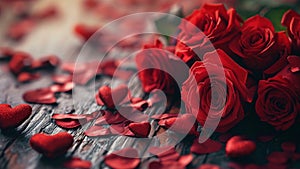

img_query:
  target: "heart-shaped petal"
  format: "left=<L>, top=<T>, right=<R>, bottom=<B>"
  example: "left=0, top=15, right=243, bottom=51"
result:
left=30, top=132, right=73, bottom=158
left=0, top=104, right=32, bottom=129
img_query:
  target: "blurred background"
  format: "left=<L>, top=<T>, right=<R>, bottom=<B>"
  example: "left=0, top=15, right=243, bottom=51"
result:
left=0, top=0, right=299, bottom=60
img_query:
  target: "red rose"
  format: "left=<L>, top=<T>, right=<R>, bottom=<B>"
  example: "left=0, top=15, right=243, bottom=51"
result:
left=256, top=56, right=300, bottom=131
left=181, top=49, right=252, bottom=133
left=135, top=39, right=188, bottom=94
left=229, top=15, right=291, bottom=74
left=175, top=3, right=242, bottom=64
left=282, top=10, right=300, bottom=55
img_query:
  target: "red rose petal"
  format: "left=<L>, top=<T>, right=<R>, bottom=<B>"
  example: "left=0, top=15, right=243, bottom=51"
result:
left=151, top=113, right=179, bottom=120
left=104, top=148, right=140, bottom=169
left=23, top=88, right=56, bottom=104
left=52, top=74, right=72, bottom=84
left=281, top=142, right=296, bottom=153
left=50, top=82, right=74, bottom=93
left=32, top=5, right=59, bottom=20
left=191, top=138, right=223, bottom=154
left=198, top=164, right=220, bottom=169
left=8, top=19, right=35, bottom=40
left=63, top=157, right=91, bottom=169
left=130, top=100, right=149, bottom=111
left=55, top=120, right=83, bottom=129
left=159, top=114, right=197, bottom=135
left=74, top=24, right=99, bottom=41
left=52, top=113, right=98, bottom=129
left=17, top=72, right=40, bottom=83
left=267, top=152, right=290, bottom=164
left=97, top=85, right=128, bottom=109
left=84, top=126, right=111, bottom=137
left=178, top=154, right=193, bottom=166
left=226, top=136, right=256, bottom=158
left=30, top=132, right=73, bottom=158
left=0, top=104, right=32, bottom=129
left=128, top=121, right=150, bottom=137
left=149, top=146, right=179, bottom=161
left=95, top=111, right=127, bottom=125
left=9, top=52, right=33, bottom=74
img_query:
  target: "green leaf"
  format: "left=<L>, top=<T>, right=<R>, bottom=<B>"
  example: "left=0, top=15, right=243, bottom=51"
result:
left=263, top=6, right=291, bottom=31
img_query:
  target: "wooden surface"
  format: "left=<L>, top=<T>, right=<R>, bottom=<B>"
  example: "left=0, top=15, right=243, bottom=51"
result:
left=1, top=1, right=300, bottom=169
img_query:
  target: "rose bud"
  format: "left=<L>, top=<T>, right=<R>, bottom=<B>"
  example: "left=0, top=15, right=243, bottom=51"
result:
left=30, top=132, right=74, bottom=158
left=0, top=104, right=32, bottom=129
left=282, top=10, right=300, bottom=55
left=135, top=39, right=188, bottom=94
left=175, top=3, right=242, bottom=65
left=182, top=49, right=252, bottom=133
left=255, top=56, right=300, bottom=131
left=229, top=15, right=291, bottom=76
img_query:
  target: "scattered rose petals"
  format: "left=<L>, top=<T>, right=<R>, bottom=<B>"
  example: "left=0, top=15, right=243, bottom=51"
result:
left=30, top=132, right=73, bottom=158
left=9, top=52, right=33, bottom=74
left=191, top=138, right=223, bottom=154
left=0, top=104, right=32, bottom=129
left=128, top=121, right=150, bottom=137
left=104, top=148, right=140, bottom=169
left=63, top=157, right=91, bottom=169
left=84, top=126, right=111, bottom=137
left=226, top=136, right=256, bottom=158
left=50, top=82, right=74, bottom=93
left=97, top=85, right=128, bottom=109
left=17, top=72, right=40, bottom=83
left=281, top=142, right=296, bottom=153
left=267, top=152, right=290, bottom=164
left=23, top=88, right=56, bottom=104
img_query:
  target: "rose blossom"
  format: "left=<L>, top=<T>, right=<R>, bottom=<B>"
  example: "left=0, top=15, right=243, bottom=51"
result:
left=175, top=3, right=242, bottom=65
left=256, top=56, right=300, bottom=131
left=135, top=39, right=188, bottom=94
left=181, top=49, right=252, bottom=133
left=229, top=15, right=291, bottom=75
left=282, top=10, right=300, bottom=55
